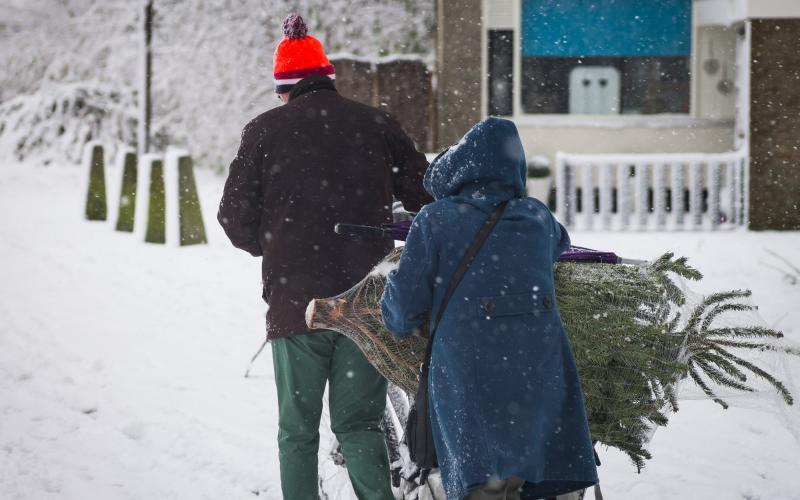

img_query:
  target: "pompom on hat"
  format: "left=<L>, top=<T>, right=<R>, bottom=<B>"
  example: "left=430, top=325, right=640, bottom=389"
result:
left=273, top=14, right=335, bottom=94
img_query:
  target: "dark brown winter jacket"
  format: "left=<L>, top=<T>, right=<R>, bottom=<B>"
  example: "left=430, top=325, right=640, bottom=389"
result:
left=218, top=75, right=431, bottom=339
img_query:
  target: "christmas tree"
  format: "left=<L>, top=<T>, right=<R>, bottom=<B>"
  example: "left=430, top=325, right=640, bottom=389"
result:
left=307, top=249, right=796, bottom=469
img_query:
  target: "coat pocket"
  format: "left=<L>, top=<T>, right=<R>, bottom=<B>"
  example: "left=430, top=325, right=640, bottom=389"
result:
left=475, top=292, right=555, bottom=319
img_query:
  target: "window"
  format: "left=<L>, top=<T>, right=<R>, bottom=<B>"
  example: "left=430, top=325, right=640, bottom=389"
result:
left=519, top=0, right=692, bottom=115
left=488, top=30, right=514, bottom=116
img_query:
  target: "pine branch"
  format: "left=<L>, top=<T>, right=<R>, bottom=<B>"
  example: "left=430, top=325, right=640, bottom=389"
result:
left=686, top=301, right=708, bottom=334
left=707, top=339, right=800, bottom=356
left=643, top=414, right=668, bottom=430
left=700, top=302, right=756, bottom=332
left=714, top=346, right=794, bottom=405
left=702, top=290, right=752, bottom=306
left=664, top=383, right=679, bottom=412
left=692, top=357, right=755, bottom=393
left=685, top=290, right=751, bottom=335
left=708, top=339, right=775, bottom=350
left=651, top=253, right=703, bottom=281
left=695, top=350, right=749, bottom=382
left=705, top=326, right=784, bottom=340
left=666, top=311, right=683, bottom=334
left=688, top=364, right=728, bottom=409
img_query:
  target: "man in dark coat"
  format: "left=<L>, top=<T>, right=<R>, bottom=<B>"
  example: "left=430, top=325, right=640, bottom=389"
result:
left=218, top=14, right=430, bottom=500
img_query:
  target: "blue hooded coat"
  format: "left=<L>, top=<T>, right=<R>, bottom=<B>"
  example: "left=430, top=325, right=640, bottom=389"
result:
left=381, top=118, right=598, bottom=499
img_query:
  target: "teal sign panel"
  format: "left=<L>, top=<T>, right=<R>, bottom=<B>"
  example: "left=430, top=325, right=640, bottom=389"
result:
left=522, top=0, right=691, bottom=57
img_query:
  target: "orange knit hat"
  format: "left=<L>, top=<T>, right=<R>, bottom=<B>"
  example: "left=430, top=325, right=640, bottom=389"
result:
left=273, top=14, right=335, bottom=93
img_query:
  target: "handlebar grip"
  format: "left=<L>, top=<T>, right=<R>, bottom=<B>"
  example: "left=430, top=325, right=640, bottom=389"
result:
left=334, top=223, right=386, bottom=237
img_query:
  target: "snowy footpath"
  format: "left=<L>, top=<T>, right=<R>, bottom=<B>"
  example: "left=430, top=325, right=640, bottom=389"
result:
left=1, top=162, right=799, bottom=500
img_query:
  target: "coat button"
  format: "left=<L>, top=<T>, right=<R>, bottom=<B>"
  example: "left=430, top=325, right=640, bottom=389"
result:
left=543, top=295, right=553, bottom=309
left=481, top=301, right=496, bottom=315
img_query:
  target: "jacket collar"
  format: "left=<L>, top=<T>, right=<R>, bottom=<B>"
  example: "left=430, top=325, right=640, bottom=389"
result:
left=289, top=75, right=337, bottom=100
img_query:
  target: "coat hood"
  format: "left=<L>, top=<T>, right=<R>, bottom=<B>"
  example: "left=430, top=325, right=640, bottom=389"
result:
left=423, top=117, right=527, bottom=201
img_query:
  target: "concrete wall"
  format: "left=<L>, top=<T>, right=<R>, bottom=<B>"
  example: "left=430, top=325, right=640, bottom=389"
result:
left=332, top=59, right=374, bottom=106
left=749, top=18, right=800, bottom=230
left=376, top=60, right=433, bottom=152
left=332, top=58, right=432, bottom=151
left=435, top=0, right=482, bottom=149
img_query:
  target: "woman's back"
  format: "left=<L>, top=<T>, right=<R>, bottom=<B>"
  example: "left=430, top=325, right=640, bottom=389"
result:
left=381, top=117, right=598, bottom=500
left=422, top=196, right=566, bottom=339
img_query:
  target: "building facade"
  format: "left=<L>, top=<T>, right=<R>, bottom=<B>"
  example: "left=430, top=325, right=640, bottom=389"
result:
left=435, top=0, right=800, bottom=230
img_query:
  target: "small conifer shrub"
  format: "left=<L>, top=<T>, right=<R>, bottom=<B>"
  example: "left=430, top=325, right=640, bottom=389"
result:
left=115, top=151, right=137, bottom=232
left=84, top=143, right=107, bottom=221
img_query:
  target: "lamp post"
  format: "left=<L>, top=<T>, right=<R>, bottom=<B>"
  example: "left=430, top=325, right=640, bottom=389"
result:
left=138, top=0, right=154, bottom=156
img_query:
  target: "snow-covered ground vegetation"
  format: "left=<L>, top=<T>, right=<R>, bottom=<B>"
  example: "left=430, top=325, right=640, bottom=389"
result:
left=0, top=82, right=137, bottom=166
left=0, top=0, right=434, bottom=169
left=1, top=162, right=799, bottom=499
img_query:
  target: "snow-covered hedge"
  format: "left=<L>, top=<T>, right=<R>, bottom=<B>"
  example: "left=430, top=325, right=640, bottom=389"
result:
left=0, top=82, right=137, bottom=165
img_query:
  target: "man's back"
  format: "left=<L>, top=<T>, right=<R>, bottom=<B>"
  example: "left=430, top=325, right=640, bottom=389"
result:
left=219, top=75, right=430, bottom=339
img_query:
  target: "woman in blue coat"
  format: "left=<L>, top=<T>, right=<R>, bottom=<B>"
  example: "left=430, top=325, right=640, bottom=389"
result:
left=380, top=117, right=598, bottom=500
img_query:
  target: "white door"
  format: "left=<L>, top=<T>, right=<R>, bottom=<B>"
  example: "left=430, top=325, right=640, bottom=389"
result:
left=569, top=66, right=621, bottom=114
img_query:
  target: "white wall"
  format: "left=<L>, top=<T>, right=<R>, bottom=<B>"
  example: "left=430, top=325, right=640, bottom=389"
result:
left=746, top=0, right=800, bottom=18
left=695, top=0, right=800, bottom=26
left=693, top=25, right=738, bottom=120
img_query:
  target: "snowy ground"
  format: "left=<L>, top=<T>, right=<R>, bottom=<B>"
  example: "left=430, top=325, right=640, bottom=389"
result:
left=1, top=162, right=799, bottom=500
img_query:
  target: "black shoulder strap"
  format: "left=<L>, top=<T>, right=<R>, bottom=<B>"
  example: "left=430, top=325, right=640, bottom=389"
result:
left=429, top=200, right=509, bottom=340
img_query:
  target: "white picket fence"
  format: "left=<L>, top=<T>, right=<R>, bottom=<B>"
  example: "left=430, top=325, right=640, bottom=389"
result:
left=554, top=150, right=748, bottom=230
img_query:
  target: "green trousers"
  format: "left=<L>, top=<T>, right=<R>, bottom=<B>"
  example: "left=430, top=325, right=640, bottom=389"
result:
left=271, top=329, right=394, bottom=500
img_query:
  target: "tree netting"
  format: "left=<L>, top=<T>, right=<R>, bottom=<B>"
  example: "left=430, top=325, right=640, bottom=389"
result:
left=667, top=281, right=800, bottom=442
left=307, top=247, right=428, bottom=395
left=305, top=247, right=799, bottom=469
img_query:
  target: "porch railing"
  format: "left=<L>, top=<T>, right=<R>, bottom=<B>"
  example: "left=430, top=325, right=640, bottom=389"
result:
left=554, top=150, right=748, bottom=230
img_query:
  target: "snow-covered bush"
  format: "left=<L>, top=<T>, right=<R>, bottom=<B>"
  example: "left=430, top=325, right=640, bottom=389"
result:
left=0, top=0, right=434, bottom=169
left=0, top=82, right=138, bottom=165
